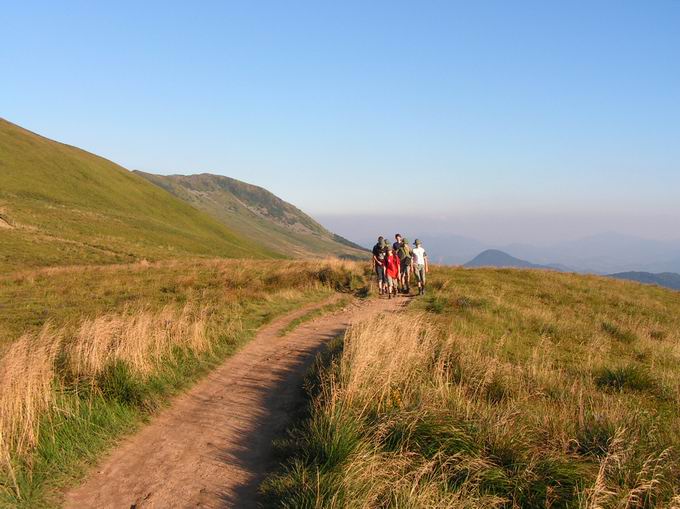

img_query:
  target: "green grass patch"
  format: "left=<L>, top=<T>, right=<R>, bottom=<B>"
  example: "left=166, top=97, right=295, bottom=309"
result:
left=594, top=365, right=657, bottom=393
left=278, top=297, right=351, bottom=337
left=601, top=321, right=637, bottom=343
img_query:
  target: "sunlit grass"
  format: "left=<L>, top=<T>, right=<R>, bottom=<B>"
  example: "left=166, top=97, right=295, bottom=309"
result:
left=0, top=258, right=368, bottom=507
left=264, top=267, right=680, bottom=508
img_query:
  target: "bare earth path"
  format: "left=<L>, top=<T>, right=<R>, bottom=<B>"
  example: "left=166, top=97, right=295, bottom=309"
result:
left=64, top=295, right=406, bottom=509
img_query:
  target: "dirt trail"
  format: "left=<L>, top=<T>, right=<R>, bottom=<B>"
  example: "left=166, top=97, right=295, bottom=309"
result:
left=64, top=295, right=406, bottom=508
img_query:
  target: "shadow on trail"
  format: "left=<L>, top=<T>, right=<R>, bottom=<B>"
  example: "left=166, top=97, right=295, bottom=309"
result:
left=212, top=324, right=347, bottom=509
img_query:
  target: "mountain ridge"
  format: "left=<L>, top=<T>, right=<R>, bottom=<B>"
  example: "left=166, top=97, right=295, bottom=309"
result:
left=134, top=171, right=366, bottom=259
left=608, top=271, right=680, bottom=291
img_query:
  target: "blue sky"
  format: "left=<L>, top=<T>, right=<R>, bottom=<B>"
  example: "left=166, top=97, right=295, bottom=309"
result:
left=2, top=1, right=679, bottom=242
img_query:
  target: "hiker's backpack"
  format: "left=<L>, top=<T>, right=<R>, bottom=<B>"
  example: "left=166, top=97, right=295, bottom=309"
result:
left=398, top=245, right=412, bottom=264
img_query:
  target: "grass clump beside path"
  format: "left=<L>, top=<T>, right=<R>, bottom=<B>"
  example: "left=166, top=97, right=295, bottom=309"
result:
left=278, top=297, right=352, bottom=337
left=263, top=267, right=680, bottom=508
left=0, top=258, right=368, bottom=508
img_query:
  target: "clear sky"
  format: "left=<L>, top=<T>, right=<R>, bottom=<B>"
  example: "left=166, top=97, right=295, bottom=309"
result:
left=3, top=1, right=679, bottom=242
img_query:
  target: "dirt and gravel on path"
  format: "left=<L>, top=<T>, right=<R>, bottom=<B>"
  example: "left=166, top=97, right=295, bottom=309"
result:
left=63, top=294, right=407, bottom=509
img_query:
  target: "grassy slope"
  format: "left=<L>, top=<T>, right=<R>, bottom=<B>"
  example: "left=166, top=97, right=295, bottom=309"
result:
left=264, top=268, right=680, bottom=508
left=0, top=259, right=368, bottom=507
left=135, top=171, right=367, bottom=259
left=0, top=119, right=277, bottom=272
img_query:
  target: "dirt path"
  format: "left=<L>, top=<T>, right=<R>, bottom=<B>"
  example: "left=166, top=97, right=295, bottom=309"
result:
left=64, top=295, right=406, bottom=509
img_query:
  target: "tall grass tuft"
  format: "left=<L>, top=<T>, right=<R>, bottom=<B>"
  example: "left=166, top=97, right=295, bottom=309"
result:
left=65, top=304, right=210, bottom=380
left=0, top=327, right=61, bottom=459
left=0, top=304, right=211, bottom=492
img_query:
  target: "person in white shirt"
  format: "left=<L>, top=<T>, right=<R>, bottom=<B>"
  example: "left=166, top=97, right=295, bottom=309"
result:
left=412, top=239, right=429, bottom=295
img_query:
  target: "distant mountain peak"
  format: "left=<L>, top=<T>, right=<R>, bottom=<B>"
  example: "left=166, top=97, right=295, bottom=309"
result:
left=464, top=249, right=554, bottom=270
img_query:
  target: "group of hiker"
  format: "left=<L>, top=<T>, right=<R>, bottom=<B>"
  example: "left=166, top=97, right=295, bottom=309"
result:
left=372, top=234, right=428, bottom=298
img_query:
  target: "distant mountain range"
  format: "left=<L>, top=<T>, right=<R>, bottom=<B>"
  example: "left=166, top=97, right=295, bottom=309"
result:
left=608, top=272, right=680, bottom=291
left=411, top=232, right=680, bottom=274
left=501, top=233, right=680, bottom=274
left=315, top=216, right=680, bottom=275
left=463, top=249, right=680, bottom=292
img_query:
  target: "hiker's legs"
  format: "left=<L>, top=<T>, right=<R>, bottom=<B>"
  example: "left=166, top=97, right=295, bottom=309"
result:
left=376, top=266, right=385, bottom=295
left=416, top=265, right=426, bottom=295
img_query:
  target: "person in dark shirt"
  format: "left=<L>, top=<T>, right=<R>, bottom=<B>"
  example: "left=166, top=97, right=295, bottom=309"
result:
left=372, top=236, right=388, bottom=295
left=393, top=233, right=403, bottom=252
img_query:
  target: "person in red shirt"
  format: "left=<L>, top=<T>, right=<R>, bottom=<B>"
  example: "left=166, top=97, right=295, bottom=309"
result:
left=384, top=246, right=401, bottom=299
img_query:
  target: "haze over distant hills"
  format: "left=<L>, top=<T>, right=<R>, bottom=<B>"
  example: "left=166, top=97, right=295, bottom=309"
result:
left=399, top=232, right=680, bottom=274
left=461, top=249, right=680, bottom=292
left=608, top=272, right=680, bottom=291
left=463, top=250, right=555, bottom=270
left=318, top=216, right=680, bottom=274
left=501, top=233, right=680, bottom=274
left=470, top=233, right=680, bottom=274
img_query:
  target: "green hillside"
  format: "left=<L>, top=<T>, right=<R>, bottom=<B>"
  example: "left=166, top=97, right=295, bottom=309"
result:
left=135, top=171, right=367, bottom=259
left=0, top=119, right=278, bottom=271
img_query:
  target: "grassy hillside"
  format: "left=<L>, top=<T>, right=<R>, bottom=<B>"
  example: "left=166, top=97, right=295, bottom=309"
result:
left=0, top=119, right=277, bottom=272
left=265, top=268, right=680, bottom=508
left=135, top=171, right=367, bottom=259
left=0, top=258, right=368, bottom=507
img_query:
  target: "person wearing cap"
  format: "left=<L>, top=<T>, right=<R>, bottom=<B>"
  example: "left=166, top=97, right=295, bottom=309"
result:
left=372, top=236, right=388, bottom=295
left=397, top=237, right=413, bottom=294
left=412, top=239, right=429, bottom=295
left=384, top=246, right=401, bottom=299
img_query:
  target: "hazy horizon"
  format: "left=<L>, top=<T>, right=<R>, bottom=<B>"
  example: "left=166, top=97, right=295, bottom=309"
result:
left=314, top=213, right=680, bottom=274
left=315, top=212, right=680, bottom=248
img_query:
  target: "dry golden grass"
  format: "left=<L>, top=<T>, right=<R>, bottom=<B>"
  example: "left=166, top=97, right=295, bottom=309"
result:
left=0, top=303, right=216, bottom=490
left=0, top=257, right=368, bottom=505
left=0, top=327, right=61, bottom=458
left=0, top=257, right=366, bottom=343
left=264, top=267, right=680, bottom=508
left=65, top=304, right=212, bottom=379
